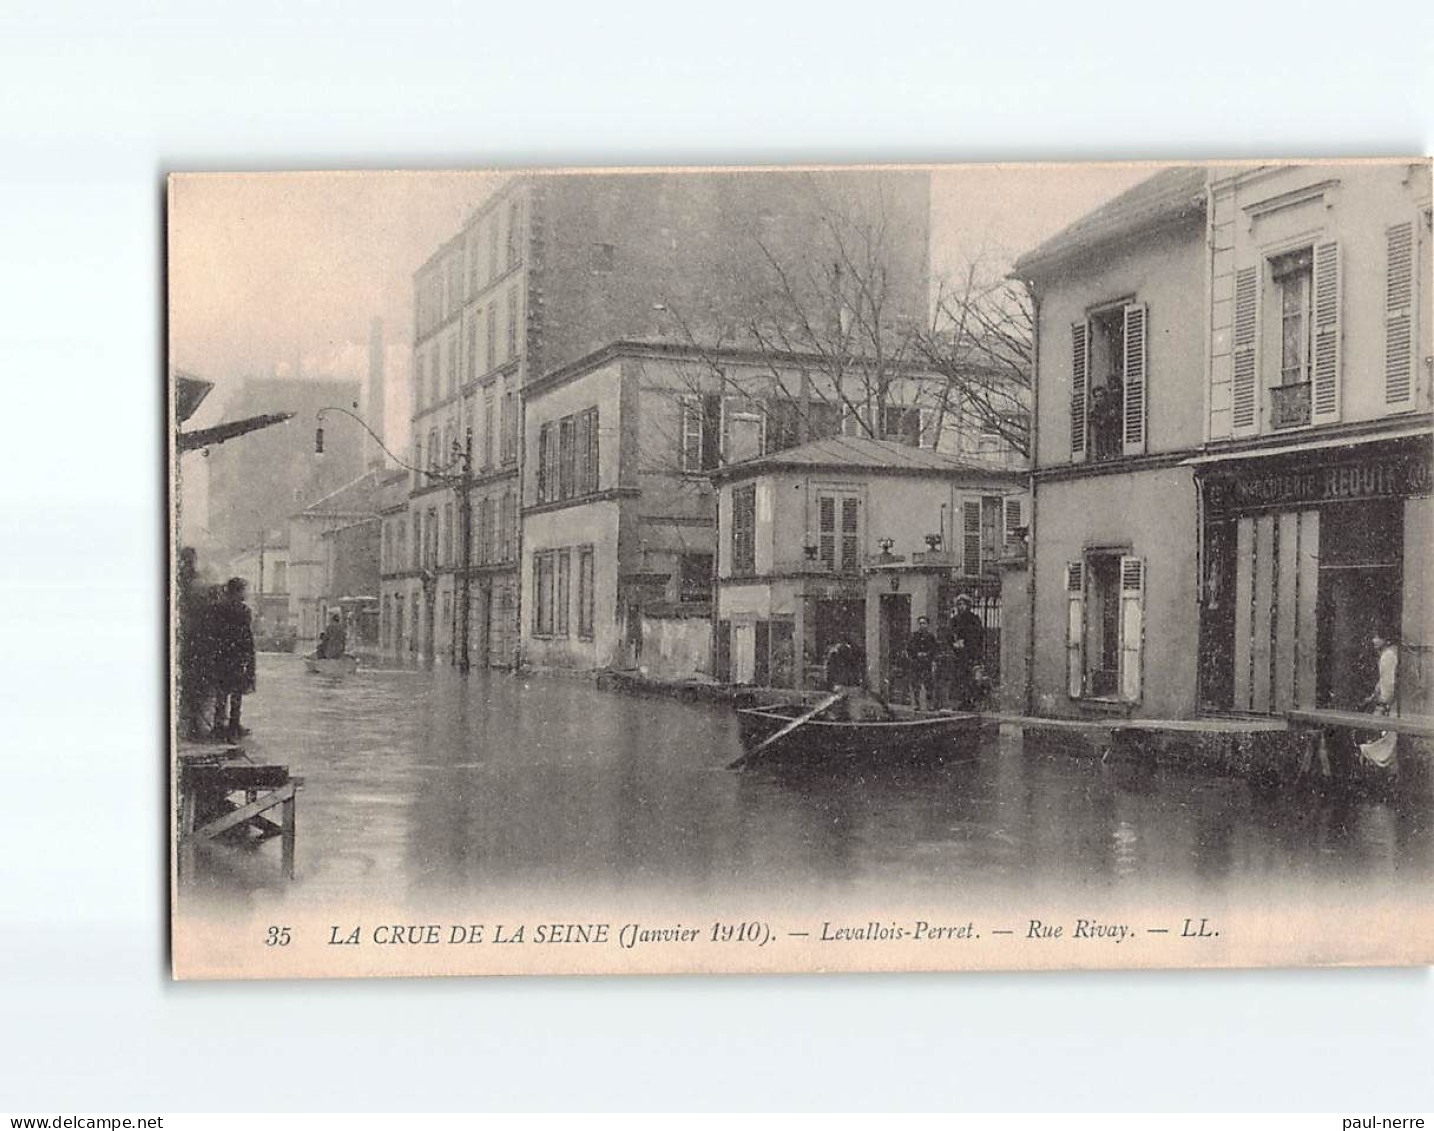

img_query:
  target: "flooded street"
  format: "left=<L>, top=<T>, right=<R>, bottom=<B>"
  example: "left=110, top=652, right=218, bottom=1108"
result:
left=182, top=653, right=1434, bottom=913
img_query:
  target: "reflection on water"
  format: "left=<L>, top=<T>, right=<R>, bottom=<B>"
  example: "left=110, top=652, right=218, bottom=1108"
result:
left=181, top=654, right=1433, bottom=911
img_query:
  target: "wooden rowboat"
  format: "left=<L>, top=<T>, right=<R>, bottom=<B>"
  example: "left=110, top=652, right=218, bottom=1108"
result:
left=734, top=702, right=982, bottom=767
left=304, top=654, right=359, bottom=675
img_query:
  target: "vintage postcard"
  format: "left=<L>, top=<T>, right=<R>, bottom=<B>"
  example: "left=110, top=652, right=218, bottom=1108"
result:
left=168, top=160, right=1433, bottom=980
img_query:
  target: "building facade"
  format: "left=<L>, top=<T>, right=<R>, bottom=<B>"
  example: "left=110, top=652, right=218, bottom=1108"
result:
left=1015, top=162, right=1433, bottom=721
left=1015, top=166, right=1210, bottom=719
left=287, top=468, right=389, bottom=642
left=713, top=436, right=1024, bottom=692
left=399, top=169, right=934, bottom=668
left=1194, top=163, right=1433, bottom=717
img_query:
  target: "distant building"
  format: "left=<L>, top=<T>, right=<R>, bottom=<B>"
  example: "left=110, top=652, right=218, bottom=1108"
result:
left=711, top=436, right=1024, bottom=692
left=399, top=169, right=934, bottom=668
left=287, top=468, right=389, bottom=641
left=206, top=375, right=363, bottom=562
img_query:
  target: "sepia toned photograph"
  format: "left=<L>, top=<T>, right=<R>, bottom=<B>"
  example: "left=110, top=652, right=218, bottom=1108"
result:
left=168, top=160, right=1434, bottom=980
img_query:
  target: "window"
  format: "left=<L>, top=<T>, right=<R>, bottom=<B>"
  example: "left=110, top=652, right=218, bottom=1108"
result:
left=270, top=561, right=287, bottom=593
left=881, top=405, right=924, bottom=447
left=467, top=234, right=479, bottom=294
left=506, top=286, right=519, bottom=361
left=427, top=351, right=438, bottom=407
left=1267, top=248, right=1315, bottom=429
left=680, top=394, right=722, bottom=472
left=1066, top=553, right=1144, bottom=702
left=466, top=313, right=478, bottom=384
left=817, top=491, right=861, bottom=574
left=537, top=407, right=599, bottom=502
left=555, top=550, right=571, bottom=636
left=577, top=546, right=595, bottom=638
left=483, top=388, right=496, bottom=469
left=506, top=200, right=522, bottom=270
left=502, top=388, right=518, bottom=464
left=1071, top=302, right=1146, bottom=462
left=489, top=220, right=500, bottom=282
left=501, top=490, right=516, bottom=561
left=443, top=502, right=454, bottom=565
left=590, top=243, right=615, bottom=273
left=1274, top=248, right=1313, bottom=387
left=533, top=550, right=556, bottom=635
left=679, top=553, right=713, bottom=604
left=731, top=484, right=756, bottom=574
left=476, top=497, right=491, bottom=564
left=485, top=303, right=497, bottom=371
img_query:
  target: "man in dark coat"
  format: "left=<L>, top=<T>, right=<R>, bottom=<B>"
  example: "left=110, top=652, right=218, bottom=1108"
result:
left=948, top=594, right=985, bottom=710
left=906, top=615, right=939, bottom=711
left=824, top=637, right=865, bottom=691
left=318, top=610, right=348, bottom=659
left=210, top=577, right=257, bottom=741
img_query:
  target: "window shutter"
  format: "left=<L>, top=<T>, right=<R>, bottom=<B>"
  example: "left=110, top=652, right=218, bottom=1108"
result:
left=1066, top=561, right=1085, bottom=699
left=1384, top=221, right=1415, bottom=409
left=1311, top=241, right=1341, bottom=424
left=840, top=497, right=860, bottom=573
left=680, top=398, right=702, bottom=471
left=1118, top=556, right=1145, bottom=703
left=1070, top=322, right=1088, bottom=461
left=1232, top=265, right=1260, bottom=436
left=1004, top=496, right=1024, bottom=552
left=961, top=498, right=982, bottom=577
left=818, top=495, right=836, bottom=571
left=1122, top=302, right=1148, bottom=455
left=536, top=423, right=550, bottom=502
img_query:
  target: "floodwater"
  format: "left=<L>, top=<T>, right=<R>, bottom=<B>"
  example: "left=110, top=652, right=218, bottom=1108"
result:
left=180, top=653, right=1434, bottom=912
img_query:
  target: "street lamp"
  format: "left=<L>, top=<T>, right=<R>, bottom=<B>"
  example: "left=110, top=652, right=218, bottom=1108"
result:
left=315, top=406, right=476, bottom=675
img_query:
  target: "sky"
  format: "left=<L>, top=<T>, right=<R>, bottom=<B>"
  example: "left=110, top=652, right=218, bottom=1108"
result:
left=169, top=163, right=1152, bottom=532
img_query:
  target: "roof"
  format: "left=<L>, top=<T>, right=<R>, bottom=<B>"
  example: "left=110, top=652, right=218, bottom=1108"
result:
left=1013, top=166, right=1208, bottom=279
left=710, top=435, right=1026, bottom=483
left=297, top=467, right=390, bottom=517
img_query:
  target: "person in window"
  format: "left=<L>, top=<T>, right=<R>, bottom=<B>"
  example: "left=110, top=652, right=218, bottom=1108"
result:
left=1091, top=378, right=1123, bottom=461
left=210, top=577, right=257, bottom=742
left=948, top=595, right=985, bottom=710
left=906, top=616, right=939, bottom=711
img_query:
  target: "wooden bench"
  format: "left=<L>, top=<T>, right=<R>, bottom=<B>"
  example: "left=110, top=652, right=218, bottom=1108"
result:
left=177, top=747, right=303, bottom=878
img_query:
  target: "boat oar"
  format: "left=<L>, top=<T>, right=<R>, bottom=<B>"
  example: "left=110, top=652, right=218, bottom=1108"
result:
left=728, top=691, right=843, bottom=770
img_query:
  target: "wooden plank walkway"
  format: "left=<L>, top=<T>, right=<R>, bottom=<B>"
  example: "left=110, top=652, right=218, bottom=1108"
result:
left=1286, top=709, right=1434, bottom=740
left=977, top=712, right=1290, bottom=734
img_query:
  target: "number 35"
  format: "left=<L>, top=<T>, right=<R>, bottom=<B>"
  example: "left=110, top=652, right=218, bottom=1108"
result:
left=265, top=926, right=291, bottom=947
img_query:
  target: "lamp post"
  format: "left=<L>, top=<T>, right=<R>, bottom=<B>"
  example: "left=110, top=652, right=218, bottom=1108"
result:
left=316, top=406, right=475, bottom=674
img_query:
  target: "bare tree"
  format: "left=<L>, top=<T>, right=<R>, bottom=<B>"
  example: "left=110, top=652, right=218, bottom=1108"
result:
left=915, top=253, right=1034, bottom=458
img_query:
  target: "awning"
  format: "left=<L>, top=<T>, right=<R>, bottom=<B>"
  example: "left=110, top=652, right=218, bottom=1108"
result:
left=1182, top=423, right=1431, bottom=468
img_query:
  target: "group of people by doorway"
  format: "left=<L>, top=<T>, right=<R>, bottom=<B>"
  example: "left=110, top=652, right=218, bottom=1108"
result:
left=905, top=595, right=987, bottom=712
left=178, top=548, right=257, bottom=743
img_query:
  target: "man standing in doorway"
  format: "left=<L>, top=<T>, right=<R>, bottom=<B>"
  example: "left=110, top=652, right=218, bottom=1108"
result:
left=906, top=615, right=939, bottom=711
left=948, top=594, right=985, bottom=711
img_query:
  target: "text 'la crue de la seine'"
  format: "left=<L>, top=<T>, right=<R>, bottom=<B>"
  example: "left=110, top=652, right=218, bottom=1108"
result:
left=319, top=916, right=1220, bottom=950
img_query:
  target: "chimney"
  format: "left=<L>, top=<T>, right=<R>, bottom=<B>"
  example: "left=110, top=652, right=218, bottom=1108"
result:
left=366, top=317, right=386, bottom=469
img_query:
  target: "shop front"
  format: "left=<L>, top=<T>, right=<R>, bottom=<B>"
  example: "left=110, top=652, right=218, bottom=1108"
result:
left=1196, top=432, right=1433, bottom=717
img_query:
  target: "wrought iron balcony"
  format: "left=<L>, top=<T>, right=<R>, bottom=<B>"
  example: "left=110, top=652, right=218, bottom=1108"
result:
left=1269, top=381, right=1312, bottom=430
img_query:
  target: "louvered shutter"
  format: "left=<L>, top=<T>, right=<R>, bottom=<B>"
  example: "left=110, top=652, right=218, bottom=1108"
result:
left=961, top=499, right=982, bottom=577
left=840, top=497, right=860, bottom=573
left=1311, top=241, right=1341, bottom=425
left=1118, top=556, right=1145, bottom=702
left=1070, top=322, right=1088, bottom=462
left=680, top=398, right=701, bottom=472
left=587, top=408, right=600, bottom=493
left=818, top=495, right=836, bottom=571
left=1384, top=221, right=1416, bottom=409
left=1066, top=561, right=1085, bottom=699
left=1003, top=496, right=1024, bottom=553
left=1122, top=302, right=1148, bottom=455
left=1232, top=265, right=1260, bottom=436
left=536, top=423, right=551, bottom=501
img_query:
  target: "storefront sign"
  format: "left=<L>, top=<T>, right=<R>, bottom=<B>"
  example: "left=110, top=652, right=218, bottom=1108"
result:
left=1205, top=452, right=1432, bottom=514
